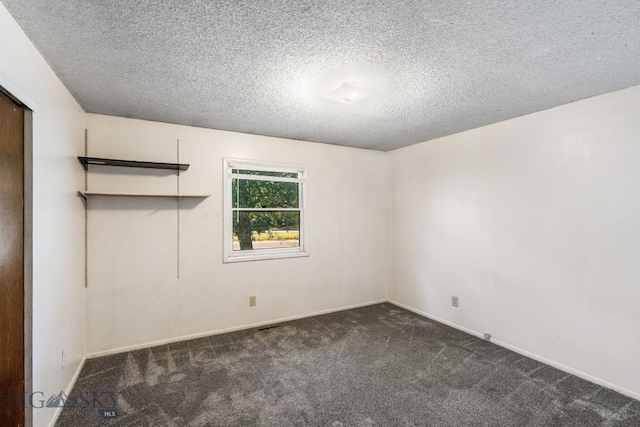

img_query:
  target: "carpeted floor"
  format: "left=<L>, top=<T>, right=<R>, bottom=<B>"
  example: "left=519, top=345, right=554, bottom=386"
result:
left=56, top=303, right=640, bottom=426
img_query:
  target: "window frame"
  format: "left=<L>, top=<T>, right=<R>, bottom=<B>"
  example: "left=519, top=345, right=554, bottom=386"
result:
left=223, top=158, right=308, bottom=263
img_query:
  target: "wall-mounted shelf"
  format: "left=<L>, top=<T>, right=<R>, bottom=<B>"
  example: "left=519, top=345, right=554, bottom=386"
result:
left=79, top=136, right=196, bottom=286
left=78, top=156, right=189, bottom=171
left=78, top=191, right=210, bottom=199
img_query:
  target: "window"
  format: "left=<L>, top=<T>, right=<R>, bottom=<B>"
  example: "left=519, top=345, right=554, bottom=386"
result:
left=223, top=159, right=307, bottom=262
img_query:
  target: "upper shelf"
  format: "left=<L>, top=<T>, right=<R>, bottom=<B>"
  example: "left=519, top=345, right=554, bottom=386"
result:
left=78, top=191, right=210, bottom=199
left=78, top=157, right=189, bottom=171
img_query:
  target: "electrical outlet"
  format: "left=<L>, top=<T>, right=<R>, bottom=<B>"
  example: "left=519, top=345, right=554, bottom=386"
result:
left=484, top=333, right=491, bottom=341
left=452, top=296, right=458, bottom=307
left=62, top=350, right=66, bottom=370
left=249, top=296, right=256, bottom=307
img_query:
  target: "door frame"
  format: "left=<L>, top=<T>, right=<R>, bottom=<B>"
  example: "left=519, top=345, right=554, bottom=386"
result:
left=1, top=79, right=34, bottom=427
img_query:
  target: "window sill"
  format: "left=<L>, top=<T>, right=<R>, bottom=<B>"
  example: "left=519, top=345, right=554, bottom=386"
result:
left=223, top=250, right=309, bottom=263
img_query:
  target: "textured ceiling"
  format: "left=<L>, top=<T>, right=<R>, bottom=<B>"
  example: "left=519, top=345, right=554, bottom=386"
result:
left=3, top=0, right=640, bottom=151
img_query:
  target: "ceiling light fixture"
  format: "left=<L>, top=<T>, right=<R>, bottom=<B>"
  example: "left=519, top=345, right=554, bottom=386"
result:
left=325, top=81, right=369, bottom=105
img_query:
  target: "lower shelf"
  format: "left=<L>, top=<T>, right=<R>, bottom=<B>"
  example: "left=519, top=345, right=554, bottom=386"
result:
left=78, top=191, right=210, bottom=198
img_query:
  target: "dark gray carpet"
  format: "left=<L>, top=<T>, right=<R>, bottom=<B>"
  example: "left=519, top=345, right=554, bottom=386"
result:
left=56, top=303, right=640, bottom=426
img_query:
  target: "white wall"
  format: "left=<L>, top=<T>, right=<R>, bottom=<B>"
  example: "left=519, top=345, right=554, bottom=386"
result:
left=0, top=3, right=87, bottom=427
left=389, top=85, right=640, bottom=399
left=85, top=114, right=389, bottom=355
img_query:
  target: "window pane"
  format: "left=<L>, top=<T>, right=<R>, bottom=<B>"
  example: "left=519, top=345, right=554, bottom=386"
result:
left=232, top=168, right=298, bottom=179
left=232, top=178, right=299, bottom=209
left=232, top=211, right=300, bottom=251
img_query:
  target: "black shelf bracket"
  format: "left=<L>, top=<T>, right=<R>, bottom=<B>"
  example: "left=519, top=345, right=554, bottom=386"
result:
left=77, top=157, right=189, bottom=171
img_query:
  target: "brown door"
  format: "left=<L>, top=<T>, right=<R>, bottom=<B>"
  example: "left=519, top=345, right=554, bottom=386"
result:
left=0, top=91, right=25, bottom=427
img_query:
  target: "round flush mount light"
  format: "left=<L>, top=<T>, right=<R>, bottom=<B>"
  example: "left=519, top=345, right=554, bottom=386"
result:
left=325, top=81, right=369, bottom=105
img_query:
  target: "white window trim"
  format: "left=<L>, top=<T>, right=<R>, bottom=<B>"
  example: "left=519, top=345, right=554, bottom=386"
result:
left=223, top=158, right=308, bottom=263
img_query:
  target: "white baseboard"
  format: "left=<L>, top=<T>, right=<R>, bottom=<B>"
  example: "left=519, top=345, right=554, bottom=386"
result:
left=87, top=299, right=387, bottom=359
left=47, top=355, right=87, bottom=427
left=388, top=299, right=640, bottom=402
